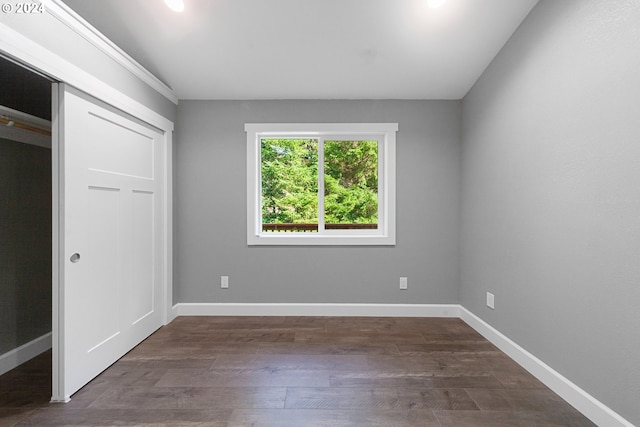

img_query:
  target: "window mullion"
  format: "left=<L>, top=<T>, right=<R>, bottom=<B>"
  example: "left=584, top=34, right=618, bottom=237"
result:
left=377, top=137, right=384, bottom=234
left=317, top=137, right=325, bottom=234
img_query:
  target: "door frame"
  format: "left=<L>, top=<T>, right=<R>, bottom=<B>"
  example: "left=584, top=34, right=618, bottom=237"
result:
left=0, top=22, right=174, bottom=402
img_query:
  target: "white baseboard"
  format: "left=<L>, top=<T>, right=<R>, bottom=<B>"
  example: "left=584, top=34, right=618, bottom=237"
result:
left=459, top=307, right=634, bottom=427
left=168, top=304, right=179, bottom=324
left=173, top=302, right=461, bottom=318
left=0, top=332, right=52, bottom=376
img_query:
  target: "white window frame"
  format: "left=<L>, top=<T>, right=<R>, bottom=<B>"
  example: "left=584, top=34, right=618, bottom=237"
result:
left=246, top=123, right=397, bottom=246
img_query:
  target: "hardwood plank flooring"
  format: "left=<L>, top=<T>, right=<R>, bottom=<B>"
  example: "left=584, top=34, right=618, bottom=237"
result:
left=0, top=316, right=595, bottom=426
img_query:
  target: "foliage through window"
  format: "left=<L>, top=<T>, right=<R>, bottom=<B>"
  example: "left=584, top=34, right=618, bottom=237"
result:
left=261, top=139, right=319, bottom=228
left=246, top=123, right=397, bottom=245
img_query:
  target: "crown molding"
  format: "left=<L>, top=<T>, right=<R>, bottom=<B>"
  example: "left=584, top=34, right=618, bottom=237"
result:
left=45, top=0, right=178, bottom=105
left=0, top=22, right=174, bottom=131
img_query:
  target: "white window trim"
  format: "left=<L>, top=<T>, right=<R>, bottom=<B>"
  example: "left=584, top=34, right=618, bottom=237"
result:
left=246, top=123, right=397, bottom=246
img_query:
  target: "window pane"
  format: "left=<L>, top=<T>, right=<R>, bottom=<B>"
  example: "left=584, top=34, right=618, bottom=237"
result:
left=261, top=138, right=318, bottom=232
left=324, top=140, right=378, bottom=230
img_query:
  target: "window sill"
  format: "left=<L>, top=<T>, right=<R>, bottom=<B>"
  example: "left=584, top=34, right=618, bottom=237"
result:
left=247, top=234, right=395, bottom=246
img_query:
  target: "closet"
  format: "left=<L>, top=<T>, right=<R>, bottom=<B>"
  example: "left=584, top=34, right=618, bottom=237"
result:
left=0, top=56, right=53, bottom=377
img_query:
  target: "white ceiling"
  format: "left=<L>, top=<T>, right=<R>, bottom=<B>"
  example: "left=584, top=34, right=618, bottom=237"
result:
left=61, top=0, right=538, bottom=100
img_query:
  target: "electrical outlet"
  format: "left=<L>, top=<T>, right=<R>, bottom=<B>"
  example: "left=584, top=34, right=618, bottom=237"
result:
left=221, top=276, right=229, bottom=289
left=486, top=292, right=495, bottom=309
left=399, top=277, right=408, bottom=290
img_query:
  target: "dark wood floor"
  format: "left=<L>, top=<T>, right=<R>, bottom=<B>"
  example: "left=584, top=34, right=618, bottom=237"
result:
left=1, top=316, right=595, bottom=426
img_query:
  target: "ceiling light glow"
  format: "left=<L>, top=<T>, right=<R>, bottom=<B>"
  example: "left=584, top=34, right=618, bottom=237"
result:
left=427, top=0, right=447, bottom=9
left=164, top=0, right=184, bottom=12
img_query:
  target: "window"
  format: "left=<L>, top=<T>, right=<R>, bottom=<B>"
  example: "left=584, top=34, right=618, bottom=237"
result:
left=246, top=123, right=397, bottom=245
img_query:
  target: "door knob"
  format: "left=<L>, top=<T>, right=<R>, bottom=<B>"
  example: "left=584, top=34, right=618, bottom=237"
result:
left=70, top=253, right=81, bottom=263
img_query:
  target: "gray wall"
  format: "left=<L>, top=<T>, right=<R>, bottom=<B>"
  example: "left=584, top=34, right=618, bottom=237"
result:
left=460, top=0, right=640, bottom=424
left=175, top=100, right=461, bottom=304
left=0, top=138, right=51, bottom=354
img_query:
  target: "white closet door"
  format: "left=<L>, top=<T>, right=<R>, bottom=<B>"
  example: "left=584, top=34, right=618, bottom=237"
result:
left=56, top=84, right=165, bottom=398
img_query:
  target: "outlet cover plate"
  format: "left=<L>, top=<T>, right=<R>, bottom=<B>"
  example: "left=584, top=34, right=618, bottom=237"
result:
left=486, top=292, right=495, bottom=309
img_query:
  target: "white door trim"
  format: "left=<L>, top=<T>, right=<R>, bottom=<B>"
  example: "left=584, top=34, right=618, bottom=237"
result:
left=51, top=84, right=64, bottom=402
left=0, top=21, right=173, bottom=403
